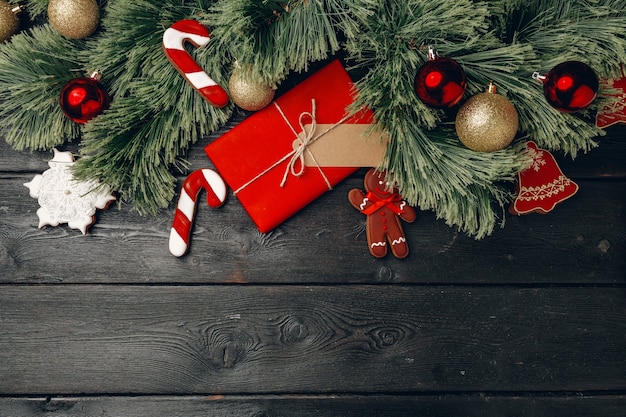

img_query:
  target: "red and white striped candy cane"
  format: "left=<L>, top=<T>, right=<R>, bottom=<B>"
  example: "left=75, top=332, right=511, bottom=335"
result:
left=169, top=168, right=228, bottom=257
left=163, top=19, right=229, bottom=108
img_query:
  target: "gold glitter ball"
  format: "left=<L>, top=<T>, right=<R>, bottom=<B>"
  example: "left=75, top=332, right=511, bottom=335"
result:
left=48, top=0, right=100, bottom=39
left=455, top=85, right=519, bottom=152
left=0, top=0, right=20, bottom=42
left=229, top=66, right=275, bottom=112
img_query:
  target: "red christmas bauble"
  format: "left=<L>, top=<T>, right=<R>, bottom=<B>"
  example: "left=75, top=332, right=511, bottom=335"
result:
left=537, top=61, right=599, bottom=112
left=415, top=57, right=466, bottom=108
left=60, top=76, right=109, bottom=123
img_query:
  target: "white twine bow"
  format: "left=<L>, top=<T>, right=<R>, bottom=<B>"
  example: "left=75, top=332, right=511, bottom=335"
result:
left=233, top=99, right=352, bottom=195
left=277, top=99, right=331, bottom=188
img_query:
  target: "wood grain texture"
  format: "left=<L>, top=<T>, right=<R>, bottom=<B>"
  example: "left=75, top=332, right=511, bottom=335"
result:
left=1, top=70, right=625, bottom=417
left=2, top=395, right=626, bottom=417
left=1, top=285, right=624, bottom=395
left=1, top=174, right=624, bottom=284
left=1, top=127, right=624, bottom=285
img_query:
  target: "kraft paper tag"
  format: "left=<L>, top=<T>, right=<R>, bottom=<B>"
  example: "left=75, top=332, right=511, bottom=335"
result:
left=292, top=123, right=388, bottom=167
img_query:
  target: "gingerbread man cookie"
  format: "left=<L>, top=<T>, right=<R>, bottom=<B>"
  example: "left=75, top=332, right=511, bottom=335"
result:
left=349, top=169, right=416, bottom=258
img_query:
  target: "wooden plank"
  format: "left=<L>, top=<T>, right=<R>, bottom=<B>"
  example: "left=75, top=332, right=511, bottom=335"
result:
left=0, top=141, right=51, bottom=173
left=1, top=174, right=624, bottom=284
left=2, top=394, right=626, bottom=417
left=557, top=134, right=626, bottom=179
left=1, top=285, right=624, bottom=395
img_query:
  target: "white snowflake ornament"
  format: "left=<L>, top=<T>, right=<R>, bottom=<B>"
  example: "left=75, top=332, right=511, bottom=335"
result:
left=24, top=149, right=116, bottom=234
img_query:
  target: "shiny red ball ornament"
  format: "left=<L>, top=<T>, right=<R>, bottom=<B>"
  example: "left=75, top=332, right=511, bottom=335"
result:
left=60, top=72, right=109, bottom=123
left=533, top=61, right=599, bottom=112
left=415, top=46, right=467, bottom=108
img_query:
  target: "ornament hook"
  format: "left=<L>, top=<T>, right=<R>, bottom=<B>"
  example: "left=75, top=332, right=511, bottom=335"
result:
left=532, top=72, right=547, bottom=84
left=427, top=45, right=438, bottom=61
left=89, top=70, right=102, bottom=81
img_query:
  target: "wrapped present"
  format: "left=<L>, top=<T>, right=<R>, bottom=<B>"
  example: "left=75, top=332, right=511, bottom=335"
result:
left=205, top=60, right=383, bottom=233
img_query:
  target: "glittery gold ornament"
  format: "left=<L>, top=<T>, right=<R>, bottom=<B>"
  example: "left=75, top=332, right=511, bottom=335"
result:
left=228, top=65, right=275, bottom=111
left=48, top=0, right=100, bottom=39
left=0, top=1, right=22, bottom=42
left=455, top=83, right=519, bottom=152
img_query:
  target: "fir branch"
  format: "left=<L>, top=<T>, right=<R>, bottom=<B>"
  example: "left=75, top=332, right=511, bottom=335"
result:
left=22, top=0, right=50, bottom=18
left=347, top=0, right=528, bottom=237
left=74, top=97, right=177, bottom=214
left=83, top=0, right=168, bottom=97
left=74, top=0, right=232, bottom=214
left=0, top=25, right=83, bottom=150
left=2, top=0, right=624, bottom=233
left=379, top=110, right=527, bottom=239
left=512, top=0, right=626, bottom=77
left=347, top=0, right=494, bottom=126
left=207, top=0, right=365, bottom=84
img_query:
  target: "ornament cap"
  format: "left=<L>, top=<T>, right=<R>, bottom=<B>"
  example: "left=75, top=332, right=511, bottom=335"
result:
left=427, top=45, right=438, bottom=61
left=532, top=71, right=548, bottom=84
left=89, top=70, right=102, bottom=81
left=11, top=5, right=24, bottom=14
left=487, top=82, right=497, bottom=94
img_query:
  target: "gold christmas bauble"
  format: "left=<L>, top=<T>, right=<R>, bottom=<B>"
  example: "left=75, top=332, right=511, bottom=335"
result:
left=48, top=0, right=100, bottom=39
left=0, top=0, right=20, bottom=42
left=455, top=83, right=519, bottom=152
left=228, top=66, right=275, bottom=111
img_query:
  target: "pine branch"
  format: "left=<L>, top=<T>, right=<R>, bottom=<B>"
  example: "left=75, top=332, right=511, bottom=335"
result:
left=346, top=0, right=529, bottom=237
left=72, top=0, right=232, bottom=215
left=74, top=97, right=177, bottom=214
left=207, top=0, right=366, bottom=85
left=515, top=1, right=626, bottom=77
left=0, top=25, right=82, bottom=150
left=2, top=0, right=625, bottom=234
left=22, top=0, right=50, bottom=18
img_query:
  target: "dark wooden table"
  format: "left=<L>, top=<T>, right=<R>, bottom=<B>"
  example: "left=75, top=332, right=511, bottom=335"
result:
left=1, top=107, right=625, bottom=416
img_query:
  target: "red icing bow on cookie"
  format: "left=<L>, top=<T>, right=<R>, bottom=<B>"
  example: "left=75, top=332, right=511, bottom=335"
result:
left=348, top=169, right=416, bottom=259
left=361, top=192, right=405, bottom=215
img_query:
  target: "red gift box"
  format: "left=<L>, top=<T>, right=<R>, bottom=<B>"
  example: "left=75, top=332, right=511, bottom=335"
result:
left=205, top=60, right=375, bottom=233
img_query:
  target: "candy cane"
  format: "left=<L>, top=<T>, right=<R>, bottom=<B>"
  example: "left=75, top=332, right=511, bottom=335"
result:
left=169, top=168, right=228, bottom=257
left=163, top=19, right=229, bottom=108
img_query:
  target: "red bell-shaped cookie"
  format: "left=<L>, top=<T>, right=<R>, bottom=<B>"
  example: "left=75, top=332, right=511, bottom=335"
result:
left=596, top=65, right=626, bottom=129
left=510, top=141, right=579, bottom=215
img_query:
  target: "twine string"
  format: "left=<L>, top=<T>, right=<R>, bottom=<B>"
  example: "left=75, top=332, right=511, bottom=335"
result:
left=233, top=99, right=353, bottom=194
